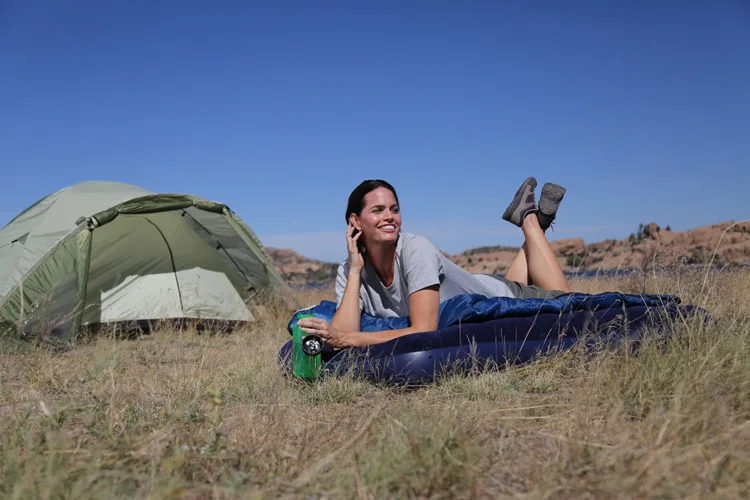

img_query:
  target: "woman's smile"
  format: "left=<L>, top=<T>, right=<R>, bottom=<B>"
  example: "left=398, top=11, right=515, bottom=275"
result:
left=355, top=187, right=402, bottom=244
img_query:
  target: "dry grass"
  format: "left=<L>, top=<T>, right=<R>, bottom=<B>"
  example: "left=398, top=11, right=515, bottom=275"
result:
left=1, top=268, right=749, bottom=499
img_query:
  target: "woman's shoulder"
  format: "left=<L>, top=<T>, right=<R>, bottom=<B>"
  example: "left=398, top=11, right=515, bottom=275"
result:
left=400, top=232, right=437, bottom=244
left=398, top=232, right=442, bottom=255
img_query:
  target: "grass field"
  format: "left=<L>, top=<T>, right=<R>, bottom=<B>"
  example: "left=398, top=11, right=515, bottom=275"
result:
left=1, top=266, right=748, bottom=498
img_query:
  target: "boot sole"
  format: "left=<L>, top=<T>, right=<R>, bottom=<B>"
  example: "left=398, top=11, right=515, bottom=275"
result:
left=538, top=182, right=566, bottom=230
left=539, top=183, right=566, bottom=215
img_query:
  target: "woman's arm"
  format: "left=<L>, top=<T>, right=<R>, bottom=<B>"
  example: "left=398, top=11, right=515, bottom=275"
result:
left=349, top=285, right=439, bottom=346
left=298, top=285, right=440, bottom=348
left=330, top=271, right=362, bottom=332
left=329, top=223, right=365, bottom=332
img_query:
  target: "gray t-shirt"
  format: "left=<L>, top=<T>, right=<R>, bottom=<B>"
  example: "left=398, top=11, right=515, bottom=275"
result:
left=335, top=232, right=515, bottom=318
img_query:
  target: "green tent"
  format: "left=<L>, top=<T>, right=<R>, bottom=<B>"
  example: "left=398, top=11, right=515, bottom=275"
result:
left=0, top=181, right=292, bottom=339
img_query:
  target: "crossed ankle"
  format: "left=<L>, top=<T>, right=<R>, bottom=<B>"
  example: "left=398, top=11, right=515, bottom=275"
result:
left=521, top=211, right=541, bottom=230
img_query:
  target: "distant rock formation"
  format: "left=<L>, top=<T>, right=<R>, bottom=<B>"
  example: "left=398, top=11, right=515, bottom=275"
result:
left=265, top=220, right=750, bottom=283
left=264, top=247, right=338, bottom=285
left=547, top=220, right=750, bottom=271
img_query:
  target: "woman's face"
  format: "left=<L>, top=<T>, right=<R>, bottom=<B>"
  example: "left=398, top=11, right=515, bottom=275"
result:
left=351, top=187, right=401, bottom=247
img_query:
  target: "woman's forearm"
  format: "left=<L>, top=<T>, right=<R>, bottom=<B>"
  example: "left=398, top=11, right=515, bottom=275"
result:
left=344, top=286, right=440, bottom=347
left=348, top=325, right=430, bottom=347
left=330, top=273, right=362, bottom=332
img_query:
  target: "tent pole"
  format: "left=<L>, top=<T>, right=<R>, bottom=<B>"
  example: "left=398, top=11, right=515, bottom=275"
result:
left=72, top=227, right=93, bottom=337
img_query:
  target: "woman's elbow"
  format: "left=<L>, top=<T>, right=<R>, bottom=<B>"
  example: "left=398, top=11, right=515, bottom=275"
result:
left=411, top=320, right=438, bottom=333
left=331, top=317, right=359, bottom=333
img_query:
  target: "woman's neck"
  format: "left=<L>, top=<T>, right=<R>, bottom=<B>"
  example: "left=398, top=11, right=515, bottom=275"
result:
left=366, top=241, right=398, bottom=287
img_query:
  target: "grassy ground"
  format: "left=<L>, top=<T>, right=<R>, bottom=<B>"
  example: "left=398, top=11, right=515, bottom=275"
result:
left=1, top=267, right=748, bottom=499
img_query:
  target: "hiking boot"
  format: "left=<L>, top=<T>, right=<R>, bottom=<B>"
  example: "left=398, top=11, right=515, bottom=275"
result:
left=502, top=176, right=537, bottom=227
left=537, top=182, right=566, bottom=231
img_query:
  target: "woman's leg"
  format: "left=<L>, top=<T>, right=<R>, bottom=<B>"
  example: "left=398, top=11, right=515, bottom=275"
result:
left=519, top=213, right=570, bottom=292
left=504, top=245, right=530, bottom=285
left=501, top=176, right=570, bottom=292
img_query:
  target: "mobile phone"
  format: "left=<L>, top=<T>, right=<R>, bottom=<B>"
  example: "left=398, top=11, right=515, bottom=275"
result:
left=351, top=226, right=366, bottom=255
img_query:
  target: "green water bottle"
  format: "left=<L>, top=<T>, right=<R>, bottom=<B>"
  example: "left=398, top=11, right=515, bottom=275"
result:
left=292, top=314, right=323, bottom=379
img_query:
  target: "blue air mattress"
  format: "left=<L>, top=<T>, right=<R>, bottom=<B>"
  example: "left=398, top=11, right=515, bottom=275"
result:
left=278, top=292, right=699, bottom=385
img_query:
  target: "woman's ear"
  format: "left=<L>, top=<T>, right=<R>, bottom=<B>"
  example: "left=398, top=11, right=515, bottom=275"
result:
left=349, top=213, right=361, bottom=230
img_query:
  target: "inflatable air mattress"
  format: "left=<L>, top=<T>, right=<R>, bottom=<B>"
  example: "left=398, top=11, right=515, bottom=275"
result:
left=278, top=292, right=699, bottom=385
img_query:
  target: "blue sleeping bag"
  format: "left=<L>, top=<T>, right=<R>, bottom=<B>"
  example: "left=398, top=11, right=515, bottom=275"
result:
left=278, top=292, right=700, bottom=385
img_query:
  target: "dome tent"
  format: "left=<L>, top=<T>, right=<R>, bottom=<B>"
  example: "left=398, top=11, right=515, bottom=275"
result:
left=0, top=181, right=292, bottom=339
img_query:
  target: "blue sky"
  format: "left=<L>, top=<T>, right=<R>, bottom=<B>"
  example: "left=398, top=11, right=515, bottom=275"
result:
left=1, top=1, right=748, bottom=262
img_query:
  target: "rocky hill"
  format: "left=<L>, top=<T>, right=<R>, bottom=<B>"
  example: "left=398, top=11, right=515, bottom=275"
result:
left=264, top=247, right=338, bottom=285
left=447, top=220, right=750, bottom=273
left=265, top=220, right=750, bottom=283
left=548, top=220, right=750, bottom=271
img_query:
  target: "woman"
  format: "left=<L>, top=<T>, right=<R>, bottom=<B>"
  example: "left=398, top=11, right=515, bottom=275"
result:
left=297, top=177, right=571, bottom=348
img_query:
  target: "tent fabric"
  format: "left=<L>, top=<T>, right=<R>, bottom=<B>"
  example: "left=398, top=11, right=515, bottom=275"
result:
left=0, top=181, right=153, bottom=297
left=0, top=181, right=290, bottom=338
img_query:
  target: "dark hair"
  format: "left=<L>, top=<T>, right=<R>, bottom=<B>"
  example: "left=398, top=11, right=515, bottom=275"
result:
left=344, top=179, right=400, bottom=223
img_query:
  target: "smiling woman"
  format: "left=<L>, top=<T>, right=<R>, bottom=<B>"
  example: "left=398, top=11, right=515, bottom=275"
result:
left=297, top=177, right=573, bottom=348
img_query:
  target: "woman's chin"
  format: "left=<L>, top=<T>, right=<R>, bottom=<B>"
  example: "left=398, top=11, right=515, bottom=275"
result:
left=377, top=231, right=400, bottom=243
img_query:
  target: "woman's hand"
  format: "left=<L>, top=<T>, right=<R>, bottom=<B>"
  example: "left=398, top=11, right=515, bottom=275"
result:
left=347, top=223, right=365, bottom=273
left=297, top=317, right=359, bottom=348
